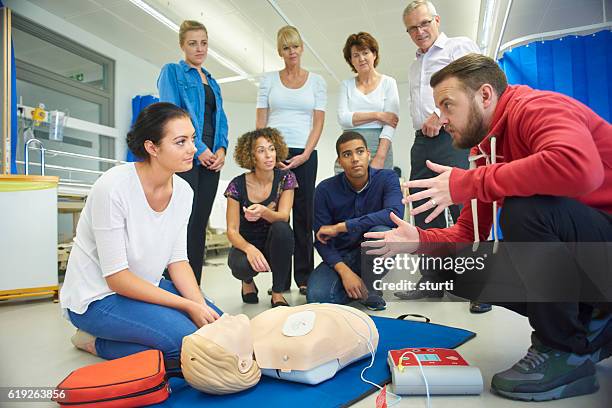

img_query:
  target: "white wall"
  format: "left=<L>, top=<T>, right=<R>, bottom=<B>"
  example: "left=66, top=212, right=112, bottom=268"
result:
left=5, top=0, right=162, bottom=161
left=7, top=0, right=416, bottom=184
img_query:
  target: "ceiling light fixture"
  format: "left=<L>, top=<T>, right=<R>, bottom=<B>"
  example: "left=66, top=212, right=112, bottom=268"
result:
left=479, top=0, right=496, bottom=55
left=127, top=0, right=251, bottom=84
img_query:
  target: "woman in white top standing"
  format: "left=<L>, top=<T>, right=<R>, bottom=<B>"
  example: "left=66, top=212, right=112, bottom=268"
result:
left=337, top=32, right=400, bottom=171
left=256, top=25, right=327, bottom=295
left=60, top=103, right=221, bottom=367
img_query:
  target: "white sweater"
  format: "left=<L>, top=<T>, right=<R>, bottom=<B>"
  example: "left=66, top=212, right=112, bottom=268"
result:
left=257, top=71, right=327, bottom=149
left=60, top=163, right=193, bottom=315
left=337, top=74, right=400, bottom=140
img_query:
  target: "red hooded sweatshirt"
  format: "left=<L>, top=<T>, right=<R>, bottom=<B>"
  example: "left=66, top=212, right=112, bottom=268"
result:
left=419, top=85, right=612, bottom=245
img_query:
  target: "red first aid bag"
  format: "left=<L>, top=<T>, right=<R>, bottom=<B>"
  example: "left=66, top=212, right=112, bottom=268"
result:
left=53, top=349, right=170, bottom=407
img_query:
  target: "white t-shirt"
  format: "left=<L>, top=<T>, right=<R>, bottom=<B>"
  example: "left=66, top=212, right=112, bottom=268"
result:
left=337, top=74, right=400, bottom=140
left=60, top=163, right=193, bottom=315
left=256, top=71, right=327, bottom=149
left=409, top=32, right=480, bottom=129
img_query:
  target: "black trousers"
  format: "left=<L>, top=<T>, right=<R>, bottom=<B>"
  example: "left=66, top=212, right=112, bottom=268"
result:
left=409, top=129, right=469, bottom=228
left=410, top=129, right=469, bottom=281
left=450, top=196, right=612, bottom=355
left=288, top=148, right=317, bottom=288
left=228, top=222, right=294, bottom=293
left=176, top=163, right=220, bottom=285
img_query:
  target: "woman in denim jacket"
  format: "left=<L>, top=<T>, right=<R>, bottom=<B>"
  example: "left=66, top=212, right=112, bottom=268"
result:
left=157, top=20, right=229, bottom=284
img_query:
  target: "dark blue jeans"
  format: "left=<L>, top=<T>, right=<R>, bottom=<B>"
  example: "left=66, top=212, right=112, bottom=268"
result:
left=68, top=279, right=222, bottom=361
left=307, top=225, right=391, bottom=304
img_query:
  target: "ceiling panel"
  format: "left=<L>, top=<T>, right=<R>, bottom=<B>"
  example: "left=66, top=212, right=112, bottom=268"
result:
left=25, top=0, right=106, bottom=19
left=501, top=0, right=608, bottom=45
left=27, top=0, right=482, bottom=100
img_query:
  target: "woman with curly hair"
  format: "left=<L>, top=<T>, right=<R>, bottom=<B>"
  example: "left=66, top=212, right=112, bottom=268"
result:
left=224, top=128, right=297, bottom=307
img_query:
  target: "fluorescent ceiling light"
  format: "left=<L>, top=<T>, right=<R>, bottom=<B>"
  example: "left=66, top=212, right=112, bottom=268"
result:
left=127, top=0, right=251, bottom=82
left=216, top=75, right=245, bottom=84
left=127, top=0, right=178, bottom=31
left=480, top=0, right=496, bottom=52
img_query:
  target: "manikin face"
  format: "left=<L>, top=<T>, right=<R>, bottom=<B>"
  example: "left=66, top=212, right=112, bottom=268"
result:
left=433, top=76, right=489, bottom=149
left=193, top=314, right=254, bottom=373
left=147, top=116, right=196, bottom=173
left=252, top=136, right=277, bottom=172
left=181, top=29, right=208, bottom=67
left=403, top=4, right=440, bottom=53
left=350, top=46, right=376, bottom=74
left=337, top=138, right=370, bottom=180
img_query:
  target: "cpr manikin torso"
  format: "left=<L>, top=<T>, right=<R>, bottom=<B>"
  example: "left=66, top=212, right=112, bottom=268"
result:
left=181, top=304, right=379, bottom=394
left=251, top=304, right=379, bottom=384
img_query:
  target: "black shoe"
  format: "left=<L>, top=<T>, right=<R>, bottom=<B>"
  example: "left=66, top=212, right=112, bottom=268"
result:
left=241, top=281, right=259, bottom=304
left=271, top=297, right=289, bottom=308
left=394, top=289, right=444, bottom=300
left=470, top=301, right=492, bottom=313
left=267, top=287, right=291, bottom=295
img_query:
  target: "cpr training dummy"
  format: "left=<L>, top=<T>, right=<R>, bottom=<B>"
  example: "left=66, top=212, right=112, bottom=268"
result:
left=181, top=304, right=379, bottom=394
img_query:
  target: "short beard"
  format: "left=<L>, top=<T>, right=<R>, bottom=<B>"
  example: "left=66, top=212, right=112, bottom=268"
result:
left=451, top=99, right=488, bottom=149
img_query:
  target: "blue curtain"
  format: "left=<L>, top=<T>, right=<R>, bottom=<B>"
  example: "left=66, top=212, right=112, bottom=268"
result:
left=126, top=94, right=158, bottom=162
left=498, top=30, right=611, bottom=122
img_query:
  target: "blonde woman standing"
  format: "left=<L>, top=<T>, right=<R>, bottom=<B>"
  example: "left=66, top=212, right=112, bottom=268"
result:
left=256, top=26, right=327, bottom=295
left=158, top=20, right=229, bottom=285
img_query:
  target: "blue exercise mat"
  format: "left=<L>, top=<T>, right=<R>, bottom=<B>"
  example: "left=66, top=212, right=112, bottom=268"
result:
left=154, top=315, right=475, bottom=408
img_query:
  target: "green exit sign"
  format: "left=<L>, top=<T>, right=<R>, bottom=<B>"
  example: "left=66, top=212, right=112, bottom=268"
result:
left=70, top=73, right=84, bottom=81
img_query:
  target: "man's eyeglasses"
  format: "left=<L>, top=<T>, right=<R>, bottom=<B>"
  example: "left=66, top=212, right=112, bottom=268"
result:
left=406, top=18, right=434, bottom=34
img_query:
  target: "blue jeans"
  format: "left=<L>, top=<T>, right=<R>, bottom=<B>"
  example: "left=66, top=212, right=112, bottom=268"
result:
left=68, top=279, right=222, bottom=361
left=307, top=225, right=391, bottom=304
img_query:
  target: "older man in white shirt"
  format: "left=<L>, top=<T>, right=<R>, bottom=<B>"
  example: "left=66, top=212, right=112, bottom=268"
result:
left=396, top=1, right=489, bottom=311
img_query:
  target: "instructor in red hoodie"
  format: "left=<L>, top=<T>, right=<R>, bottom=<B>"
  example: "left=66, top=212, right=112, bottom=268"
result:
left=366, top=53, right=612, bottom=402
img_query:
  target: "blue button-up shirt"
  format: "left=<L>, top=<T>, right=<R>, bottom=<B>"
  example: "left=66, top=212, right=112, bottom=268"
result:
left=314, top=167, right=404, bottom=267
left=157, top=60, right=229, bottom=162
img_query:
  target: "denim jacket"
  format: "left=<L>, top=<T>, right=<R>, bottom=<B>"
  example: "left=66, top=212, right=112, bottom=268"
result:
left=157, top=60, right=229, bottom=162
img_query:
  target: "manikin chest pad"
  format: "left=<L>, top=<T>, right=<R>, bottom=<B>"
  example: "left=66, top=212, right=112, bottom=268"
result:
left=251, top=304, right=379, bottom=380
left=181, top=314, right=261, bottom=395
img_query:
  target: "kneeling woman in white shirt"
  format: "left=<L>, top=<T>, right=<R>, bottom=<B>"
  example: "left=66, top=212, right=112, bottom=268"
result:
left=337, top=32, right=400, bottom=171
left=60, top=102, right=221, bottom=366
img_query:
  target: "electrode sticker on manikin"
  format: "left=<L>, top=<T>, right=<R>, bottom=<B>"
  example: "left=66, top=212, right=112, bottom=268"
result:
left=282, top=311, right=316, bottom=336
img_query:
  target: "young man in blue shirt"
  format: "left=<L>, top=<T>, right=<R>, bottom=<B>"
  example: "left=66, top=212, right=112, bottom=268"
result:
left=307, top=131, right=404, bottom=310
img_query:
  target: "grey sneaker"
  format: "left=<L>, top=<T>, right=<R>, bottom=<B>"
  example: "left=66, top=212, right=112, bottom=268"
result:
left=491, top=334, right=599, bottom=401
left=393, top=289, right=443, bottom=300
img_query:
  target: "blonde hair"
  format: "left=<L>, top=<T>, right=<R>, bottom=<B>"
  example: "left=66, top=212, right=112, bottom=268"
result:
left=276, top=25, right=303, bottom=56
left=179, top=20, right=208, bottom=47
left=181, top=334, right=261, bottom=395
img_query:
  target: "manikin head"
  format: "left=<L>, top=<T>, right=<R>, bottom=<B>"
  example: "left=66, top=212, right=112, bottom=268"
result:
left=181, top=314, right=261, bottom=394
